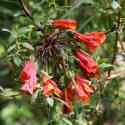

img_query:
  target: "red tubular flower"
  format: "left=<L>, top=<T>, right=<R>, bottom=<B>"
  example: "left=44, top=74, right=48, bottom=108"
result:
left=43, top=79, right=62, bottom=97
left=41, top=71, right=62, bottom=96
left=20, top=60, right=36, bottom=80
left=62, top=83, right=74, bottom=113
left=62, top=75, right=93, bottom=113
left=21, top=76, right=36, bottom=95
left=75, top=49, right=99, bottom=77
left=74, top=75, right=93, bottom=102
left=19, top=60, right=37, bottom=94
left=50, top=19, right=77, bottom=30
left=72, top=31, right=106, bottom=52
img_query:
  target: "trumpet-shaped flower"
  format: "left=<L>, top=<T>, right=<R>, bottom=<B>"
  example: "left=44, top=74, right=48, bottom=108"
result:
left=19, top=60, right=37, bottom=94
left=75, top=49, right=99, bottom=77
left=62, top=83, right=74, bottom=113
left=43, top=79, right=62, bottom=97
left=51, top=19, right=77, bottom=30
left=73, top=31, right=106, bottom=52
left=74, top=75, right=93, bottom=102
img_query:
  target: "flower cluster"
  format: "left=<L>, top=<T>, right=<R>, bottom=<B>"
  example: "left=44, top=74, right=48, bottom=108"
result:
left=19, top=19, right=106, bottom=113
left=50, top=19, right=106, bottom=53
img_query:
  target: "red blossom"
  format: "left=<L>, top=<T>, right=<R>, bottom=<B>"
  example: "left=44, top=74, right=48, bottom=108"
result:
left=74, top=75, right=93, bottom=102
left=42, top=79, right=62, bottom=97
left=62, top=75, right=93, bottom=113
left=50, top=19, right=77, bottom=30
left=72, top=31, right=106, bottom=52
left=41, top=71, right=62, bottom=96
left=19, top=60, right=37, bottom=94
left=41, top=70, right=52, bottom=83
left=21, top=76, right=36, bottom=95
left=62, top=83, right=74, bottom=113
left=20, top=60, right=36, bottom=81
left=75, top=49, right=99, bottom=77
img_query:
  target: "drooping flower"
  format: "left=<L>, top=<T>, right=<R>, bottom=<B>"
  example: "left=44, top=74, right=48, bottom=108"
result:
left=74, top=75, right=93, bottom=102
left=43, top=79, right=62, bottom=96
left=62, top=75, right=93, bottom=113
left=72, top=31, right=106, bottom=52
left=50, top=19, right=77, bottom=30
left=19, top=60, right=37, bottom=94
left=20, top=60, right=36, bottom=81
left=41, top=70, right=52, bottom=83
left=41, top=71, right=62, bottom=96
left=75, top=49, right=99, bottom=77
left=21, top=75, right=36, bottom=95
left=62, top=83, right=74, bottom=113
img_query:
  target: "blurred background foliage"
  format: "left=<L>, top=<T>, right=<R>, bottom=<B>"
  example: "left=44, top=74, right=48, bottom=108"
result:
left=0, top=0, right=125, bottom=125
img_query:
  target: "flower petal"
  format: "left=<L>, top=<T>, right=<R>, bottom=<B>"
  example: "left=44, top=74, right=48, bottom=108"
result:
left=75, top=49, right=99, bottom=77
left=43, top=79, right=62, bottom=97
left=72, top=31, right=106, bottom=52
left=51, top=19, right=77, bottom=30
left=20, top=60, right=37, bottom=94
left=21, top=76, right=36, bottom=95
left=62, top=83, right=74, bottom=113
left=19, top=60, right=36, bottom=81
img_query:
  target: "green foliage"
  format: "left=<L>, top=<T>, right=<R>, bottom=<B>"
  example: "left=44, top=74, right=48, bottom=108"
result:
left=0, top=0, right=125, bottom=125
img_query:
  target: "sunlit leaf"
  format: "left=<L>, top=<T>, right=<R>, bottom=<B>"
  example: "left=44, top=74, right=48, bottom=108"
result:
left=46, top=97, right=54, bottom=107
left=13, top=57, right=22, bottom=66
left=22, top=42, right=34, bottom=50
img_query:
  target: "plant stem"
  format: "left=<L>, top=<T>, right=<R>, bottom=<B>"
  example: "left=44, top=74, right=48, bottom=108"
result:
left=108, top=11, right=121, bottom=77
left=18, top=0, right=32, bottom=19
left=18, top=0, right=44, bottom=32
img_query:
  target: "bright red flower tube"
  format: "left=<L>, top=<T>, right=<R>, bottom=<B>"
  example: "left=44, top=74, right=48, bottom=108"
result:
left=73, top=31, right=106, bottom=52
left=74, top=75, right=93, bottom=102
left=62, top=83, right=74, bottom=113
left=21, top=76, right=36, bottom=95
left=51, top=19, right=77, bottom=30
left=43, top=79, right=62, bottom=97
left=19, top=60, right=37, bottom=94
left=19, top=60, right=36, bottom=81
left=41, top=71, right=62, bottom=97
left=75, top=49, right=99, bottom=77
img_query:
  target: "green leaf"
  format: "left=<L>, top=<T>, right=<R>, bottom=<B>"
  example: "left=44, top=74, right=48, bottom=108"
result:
left=22, top=42, right=34, bottom=50
left=18, top=27, right=32, bottom=36
left=31, top=89, right=40, bottom=103
left=99, top=63, right=113, bottom=70
left=8, top=31, right=17, bottom=43
left=8, top=44, right=16, bottom=52
left=0, top=44, right=5, bottom=56
left=62, top=118, right=73, bottom=125
left=13, top=57, right=22, bottom=66
left=0, top=88, right=20, bottom=98
left=46, top=97, right=54, bottom=107
left=80, top=0, right=94, bottom=4
left=0, top=69, right=10, bottom=76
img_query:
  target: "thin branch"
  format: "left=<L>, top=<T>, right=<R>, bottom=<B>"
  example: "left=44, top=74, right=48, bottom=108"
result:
left=53, top=96, right=71, bottom=108
left=112, top=12, right=121, bottom=62
left=18, top=0, right=32, bottom=19
left=18, top=0, right=44, bottom=32
left=108, top=11, right=121, bottom=76
left=106, top=69, right=125, bottom=80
